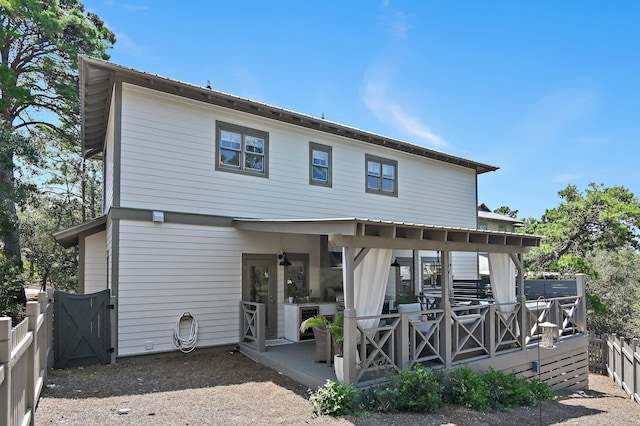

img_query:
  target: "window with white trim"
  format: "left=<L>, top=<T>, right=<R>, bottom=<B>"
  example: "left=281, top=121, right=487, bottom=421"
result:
left=215, top=121, right=268, bottom=177
left=365, top=154, right=397, bottom=196
left=309, top=142, right=332, bottom=187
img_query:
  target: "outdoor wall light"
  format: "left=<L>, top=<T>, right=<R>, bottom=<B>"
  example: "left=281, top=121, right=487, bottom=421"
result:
left=279, top=252, right=292, bottom=266
left=390, top=258, right=400, bottom=267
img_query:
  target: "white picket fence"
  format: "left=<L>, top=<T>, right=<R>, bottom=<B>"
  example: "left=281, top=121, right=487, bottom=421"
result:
left=0, top=289, right=54, bottom=426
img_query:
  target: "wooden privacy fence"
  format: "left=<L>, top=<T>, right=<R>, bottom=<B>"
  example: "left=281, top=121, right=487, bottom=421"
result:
left=0, top=289, right=54, bottom=426
left=589, top=334, right=640, bottom=406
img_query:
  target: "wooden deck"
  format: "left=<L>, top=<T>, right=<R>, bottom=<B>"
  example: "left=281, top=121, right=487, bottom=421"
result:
left=240, top=292, right=590, bottom=391
left=241, top=340, right=337, bottom=389
left=241, top=333, right=590, bottom=391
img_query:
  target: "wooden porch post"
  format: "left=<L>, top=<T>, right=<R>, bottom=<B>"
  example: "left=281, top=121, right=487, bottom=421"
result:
left=342, top=247, right=357, bottom=384
left=576, top=274, right=587, bottom=333
left=510, top=253, right=528, bottom=350
left=412, top=250, right=421, bottom=295
left=440, top=250, right=452, bottom=368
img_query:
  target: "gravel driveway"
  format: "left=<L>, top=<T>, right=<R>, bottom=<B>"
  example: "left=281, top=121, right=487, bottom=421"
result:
left=36, top=347, right=640, bottom=425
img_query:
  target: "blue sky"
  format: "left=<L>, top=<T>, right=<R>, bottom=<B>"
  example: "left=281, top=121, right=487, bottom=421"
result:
left=85, top=1, right=640, bottom=219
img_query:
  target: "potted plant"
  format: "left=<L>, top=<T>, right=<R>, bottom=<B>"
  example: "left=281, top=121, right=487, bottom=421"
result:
left=300, top=313, right=346, bottom=380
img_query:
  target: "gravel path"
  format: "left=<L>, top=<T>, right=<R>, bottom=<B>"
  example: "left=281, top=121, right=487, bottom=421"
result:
left=36, top=348, right=640, bottom=425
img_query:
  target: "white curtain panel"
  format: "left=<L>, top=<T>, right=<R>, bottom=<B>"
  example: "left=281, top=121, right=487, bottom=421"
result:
left=488, top=252, right=519, bottom=336
left=344, top=248, right=393, bottom=330
left=488, top=252, right=516, bottom=310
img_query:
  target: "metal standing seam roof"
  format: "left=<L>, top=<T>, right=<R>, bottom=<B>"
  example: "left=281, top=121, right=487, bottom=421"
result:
left=234, top=217, right=543, bottom=253
left=79, top=55, right=499, bottom=174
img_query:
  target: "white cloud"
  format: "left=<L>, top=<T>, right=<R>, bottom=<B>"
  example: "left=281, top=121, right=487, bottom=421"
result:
left=113, top=31, right=146, bottom=57
left=363, top=69, right=447, bottom=148
left=386, top=11, right=411, bottom=39
left=123, top=4, right=150, bottom=12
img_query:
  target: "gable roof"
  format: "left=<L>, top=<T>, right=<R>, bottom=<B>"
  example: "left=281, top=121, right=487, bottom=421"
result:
left=79, top=56, right=498, bottom=174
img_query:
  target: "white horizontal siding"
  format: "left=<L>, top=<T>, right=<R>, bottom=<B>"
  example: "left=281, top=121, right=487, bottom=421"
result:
left=451, top=252, right=479, bottom=280
left=115, top=220, right=319, bottom=356
left=84, top=231, right=107, bottom=294
left=119, top=84, right=477, bottom=228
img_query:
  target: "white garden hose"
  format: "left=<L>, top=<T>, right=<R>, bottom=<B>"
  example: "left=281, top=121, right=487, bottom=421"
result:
left=172, top=312, right=198, bottom=353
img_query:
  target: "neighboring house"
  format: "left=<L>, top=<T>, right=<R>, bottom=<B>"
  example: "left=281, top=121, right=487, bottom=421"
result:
left=55, top=56, right=503, bottom=358
left=477, top=203, right=524, bottom=276
left=477, top=203, right=523, bottom=232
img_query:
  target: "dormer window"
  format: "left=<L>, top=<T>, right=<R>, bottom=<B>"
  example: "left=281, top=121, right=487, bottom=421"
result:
left=215, top=121, right=269, bottom=177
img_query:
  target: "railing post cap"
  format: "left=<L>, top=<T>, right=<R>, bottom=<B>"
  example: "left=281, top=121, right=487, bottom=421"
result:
left=0, top=317, right=11, bottom=340
left=26, top=300, right=40, bottom=316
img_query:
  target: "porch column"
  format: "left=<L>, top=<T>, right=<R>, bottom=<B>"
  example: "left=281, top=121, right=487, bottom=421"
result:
left=440, top=250, right=452, bottom=368
left=413, top=250, right=421, bottom=295
left=576, top=274, right=587, bottom=333
left=510, top=253, right=527, bottom=350
left=342, top=247, right=357, bottom=384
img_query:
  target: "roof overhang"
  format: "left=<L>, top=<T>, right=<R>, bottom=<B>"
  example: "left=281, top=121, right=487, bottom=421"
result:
left=234, top=217, right=542, bottom=254
left=52, top=215, right=107, bottom=248
left=79, top=56, right=498, bottom=174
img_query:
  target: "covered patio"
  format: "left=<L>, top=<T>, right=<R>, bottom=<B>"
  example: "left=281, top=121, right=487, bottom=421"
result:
left=237, top=218, right=588, bottom=390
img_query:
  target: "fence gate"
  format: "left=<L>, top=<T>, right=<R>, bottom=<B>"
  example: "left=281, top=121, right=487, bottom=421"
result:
left=54, top=289, right=112, bottom=369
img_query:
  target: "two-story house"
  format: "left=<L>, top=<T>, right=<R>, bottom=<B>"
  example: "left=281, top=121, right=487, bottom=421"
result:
left=55, top=56, right=542, bottom=362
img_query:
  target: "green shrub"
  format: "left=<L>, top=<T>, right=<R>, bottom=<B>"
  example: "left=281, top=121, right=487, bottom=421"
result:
left=394, top=364, right=443, bottom=413
left=308, top=366, right=555, bottom=417
left=0, top=256, right=27, bottom=326
left=444, top=365, right=489, bottom=412
left=359, top=383, right=399, bottom=413
left=526, top=377, right=555, bottom=405
left=308, top=380, right=358, bottom=417
left=483, top=369, right=555, bottom=409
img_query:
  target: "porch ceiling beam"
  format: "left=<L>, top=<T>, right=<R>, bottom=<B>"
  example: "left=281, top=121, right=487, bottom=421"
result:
left=234, top=220, right=357, bottom=235
left=328, top=234, right=534, bottom=254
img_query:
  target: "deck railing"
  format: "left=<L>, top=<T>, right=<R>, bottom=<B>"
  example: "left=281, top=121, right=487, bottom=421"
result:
left=239, top=301, right=265, bottom=353
left=0, top=289, right=54, bottom=426
left=353, top=294, right=584, bottom=386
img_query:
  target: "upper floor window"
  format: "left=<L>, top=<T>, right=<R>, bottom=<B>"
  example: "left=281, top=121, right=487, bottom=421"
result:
left=366, top=154, right=397, bottom=196
left=479, top=223, right=488, bottom=230
left=215, top=121, right=269, bottom=177
left=309, top=142, right=332, bottom=187
left=498, top=225, right=507, bottom=232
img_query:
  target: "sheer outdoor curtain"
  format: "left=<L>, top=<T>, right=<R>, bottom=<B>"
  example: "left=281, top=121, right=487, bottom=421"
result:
left=488, top=252, right=516, bottom=309
left=343, top=248, right=393, bottom=331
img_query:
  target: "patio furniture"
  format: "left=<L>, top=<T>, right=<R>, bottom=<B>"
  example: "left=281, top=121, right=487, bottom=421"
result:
left=397, top=303, right=432, bottom=333
left=311, top=326, right=333, bottom=366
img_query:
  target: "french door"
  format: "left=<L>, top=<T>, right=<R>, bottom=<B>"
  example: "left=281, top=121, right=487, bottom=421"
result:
left=242, top=254, right=277, bottom=339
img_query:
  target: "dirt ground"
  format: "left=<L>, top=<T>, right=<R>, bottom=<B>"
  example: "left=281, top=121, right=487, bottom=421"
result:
left=36, top=347, right=640, bottom=425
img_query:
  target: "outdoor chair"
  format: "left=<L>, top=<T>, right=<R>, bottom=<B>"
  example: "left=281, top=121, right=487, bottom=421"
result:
left=397, top=303, right=433, bottom=334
